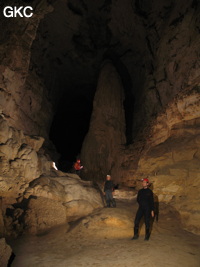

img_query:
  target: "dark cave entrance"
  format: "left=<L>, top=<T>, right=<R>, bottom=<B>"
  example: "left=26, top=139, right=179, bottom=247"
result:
left=49, top=86, right=94, bottom=171
left=48, top=56, right=135, bottom=172
left=48, top=57, right=135, bottom=172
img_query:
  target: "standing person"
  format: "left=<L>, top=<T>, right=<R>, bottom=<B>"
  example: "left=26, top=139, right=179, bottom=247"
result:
left=132, top=178, right=154, bottom=241
left=73, top=159, right=83, bottom=176
left=104, top=175, right=116, bottom=208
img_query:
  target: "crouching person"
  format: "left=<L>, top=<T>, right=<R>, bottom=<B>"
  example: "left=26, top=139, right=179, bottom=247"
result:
left=104, top=175, right=116, bottom=208
left=132, top=178, right=154, bottom=241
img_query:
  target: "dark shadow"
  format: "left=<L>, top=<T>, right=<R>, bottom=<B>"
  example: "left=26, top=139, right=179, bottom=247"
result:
left=49, top=89, right=94, bottom=171
left=150, top=182, right=159, bottom=222
left=7, top=252, right=15, bottom=267
left=93, top=181, right=106, bottom=207
left=153, top=193, right=159, bottom=222
left=149, top=183, right=159, bottom=236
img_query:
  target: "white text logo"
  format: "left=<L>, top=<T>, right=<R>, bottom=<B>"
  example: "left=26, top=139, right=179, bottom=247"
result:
left=3, top=6, right=33, bottom=18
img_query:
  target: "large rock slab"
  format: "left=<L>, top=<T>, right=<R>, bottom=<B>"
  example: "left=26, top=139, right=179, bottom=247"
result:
left=18, top=174, right=104, bottom=234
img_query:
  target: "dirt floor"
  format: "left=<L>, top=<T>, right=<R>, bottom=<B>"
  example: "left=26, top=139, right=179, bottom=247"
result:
left=9, top=200, right=200, bottom=267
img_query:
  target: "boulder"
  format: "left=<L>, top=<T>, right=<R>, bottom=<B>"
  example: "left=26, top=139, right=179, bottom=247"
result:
left=21, top=174, right=103, bottom=234
left=24, top=197, right=67, bottom=235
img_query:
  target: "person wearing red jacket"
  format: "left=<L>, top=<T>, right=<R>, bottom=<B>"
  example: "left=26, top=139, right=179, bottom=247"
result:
left=73, top=159, right=83, bottom=176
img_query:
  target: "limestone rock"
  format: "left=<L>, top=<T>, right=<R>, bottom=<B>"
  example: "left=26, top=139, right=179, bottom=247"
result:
left=20, top=174, right=103, bottom=234
left=132, top=95, right=200, bottom=234
left=24, top=197, right=67, bottom=235
left=0, top=117, right=52, bottom=200
left=24, top=135, right=45, bottom=152
left=81, top=61, right=126, bottom=181
left=0, top=0, right=54, bottom=139
left=0, top=116, right=53, bottom=237
left=0, top=238, right=12, bottom=267
left=114, top=188, right=137, bottom=200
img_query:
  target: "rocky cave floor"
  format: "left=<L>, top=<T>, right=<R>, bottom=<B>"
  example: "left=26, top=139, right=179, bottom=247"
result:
left=8, top=200, right=200, bottom=267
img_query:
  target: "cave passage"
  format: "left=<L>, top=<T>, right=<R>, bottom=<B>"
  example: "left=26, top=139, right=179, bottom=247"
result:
left=1, top=1, right=200, bottom=266
left=49, top=87, right=94, bottom=171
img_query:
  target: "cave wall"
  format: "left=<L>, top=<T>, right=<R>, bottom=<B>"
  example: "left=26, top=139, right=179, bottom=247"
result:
left=133, top=87, right=200, bottom=234
left=132, top=0, right=200, bottom=135
left=126, top=1, right=200, bottom=235
left=0, top=0, right=55, bottom=237
left=0, top=115, right=53, bottom=236
left=0, top=0, right=54, bottom=138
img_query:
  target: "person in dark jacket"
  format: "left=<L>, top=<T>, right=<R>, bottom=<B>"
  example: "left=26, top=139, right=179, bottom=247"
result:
left=132, top=178, right=154, bottom=241
left=104, top=175, right=116, bottom=208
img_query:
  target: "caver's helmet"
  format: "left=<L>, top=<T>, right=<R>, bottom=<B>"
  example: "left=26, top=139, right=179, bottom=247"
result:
left=77, top=159, right=81, bottom=163
left=142, top=178, right=149, bottom=183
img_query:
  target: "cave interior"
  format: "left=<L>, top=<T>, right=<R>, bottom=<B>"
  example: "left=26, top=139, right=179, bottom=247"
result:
left=0, top=0, right=200, bottom=265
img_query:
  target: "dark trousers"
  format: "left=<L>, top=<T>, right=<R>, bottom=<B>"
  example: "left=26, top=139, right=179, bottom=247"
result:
left=105, top=190, right=115, bottom=207
left=134, top=206, right=151, bottom=231
left=75, top=170, right=81, bottom=176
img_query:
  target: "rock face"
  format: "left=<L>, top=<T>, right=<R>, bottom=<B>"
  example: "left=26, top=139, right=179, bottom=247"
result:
left=22, top=174, right=103, bottom=234
left=81, top=62, right=126, bottom=181
left=0, top=115, right=52, bottom=235
left=107, top=89, right=200, bottom=235
left=0, top=115, right=103, bottom=236
left=0, top=238, right=12, bottom=267
left=0, top=115, right=51, bottom=201
left=0, top=0, right=54, bottom=138
left=6, top=174, right=103, bottom=235
left=132, top=0, right=200, bottom=135
left=123, top=87, right=200, bottom=235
